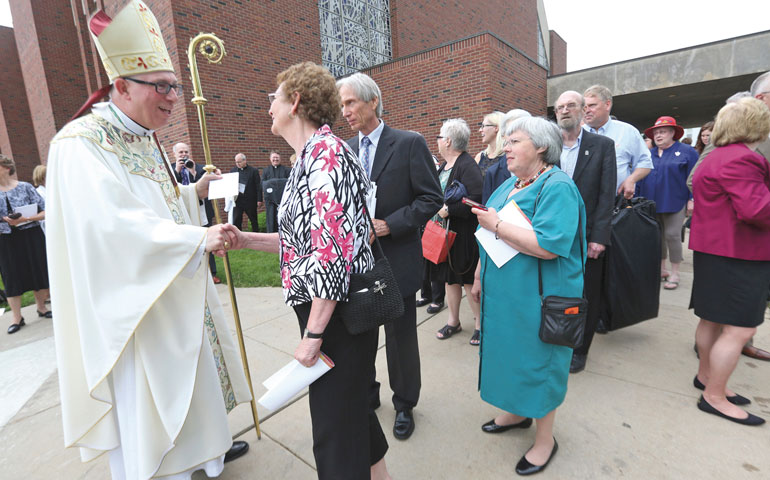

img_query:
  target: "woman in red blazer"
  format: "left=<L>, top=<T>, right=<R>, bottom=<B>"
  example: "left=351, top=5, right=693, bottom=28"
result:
left=690, top=98, right=770, bottom=426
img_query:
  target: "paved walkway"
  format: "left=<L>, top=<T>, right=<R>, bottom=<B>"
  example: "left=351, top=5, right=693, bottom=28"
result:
left=2, top=247, right=769, bottom=479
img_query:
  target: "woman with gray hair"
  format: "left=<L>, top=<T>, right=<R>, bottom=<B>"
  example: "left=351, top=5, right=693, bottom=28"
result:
left=433, top=118, right=483, bottom=345
left=482, top=109, right=531, bottom=203
left=470, top=116, right=586, bottom=475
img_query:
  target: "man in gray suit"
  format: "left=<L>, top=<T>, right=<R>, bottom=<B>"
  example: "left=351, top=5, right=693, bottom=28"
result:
left=555, top=91, right=617, bottom=373
left=688, top=73, right=770, bottom=361
left=337, top=73, right=443, bottom=439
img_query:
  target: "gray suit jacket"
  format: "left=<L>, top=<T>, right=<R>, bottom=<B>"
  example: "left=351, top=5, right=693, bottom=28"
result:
left=347, top=124, right=443, bottom=295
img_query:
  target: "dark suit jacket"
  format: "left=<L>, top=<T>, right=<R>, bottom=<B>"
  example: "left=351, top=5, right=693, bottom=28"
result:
left=564, top=130, right=617, bottom=246
left=229, top=165, right=263, bottom=207
left=347, top=124, right=443, bottom=295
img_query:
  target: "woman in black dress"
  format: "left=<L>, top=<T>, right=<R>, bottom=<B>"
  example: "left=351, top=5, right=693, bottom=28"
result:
left=0, top=155, right=51, bottom=334
left=434, top=119, right=483, bottom=345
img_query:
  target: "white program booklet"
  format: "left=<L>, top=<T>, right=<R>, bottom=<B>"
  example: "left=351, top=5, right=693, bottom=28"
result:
left=207, top=172, right=240, bottom=200
left=13, top=204, right=37, bottom=227
left=475, top=199, right=533, bottom=268
left=258, top=353, right=334, bottom=411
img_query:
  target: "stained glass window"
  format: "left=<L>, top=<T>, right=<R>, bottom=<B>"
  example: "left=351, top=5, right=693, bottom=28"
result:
left=319, top=0, right=392, bottom=77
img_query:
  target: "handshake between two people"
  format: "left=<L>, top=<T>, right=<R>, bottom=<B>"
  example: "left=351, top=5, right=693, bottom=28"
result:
left=205, top=223, right=280, bottom=257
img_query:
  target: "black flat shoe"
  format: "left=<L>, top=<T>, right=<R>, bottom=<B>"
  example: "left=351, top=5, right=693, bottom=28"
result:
left=516, top=438, right=558, bottom=476
left=416, top=297, right=430, bottom=307
left=7, top=318, right=24, bottom=334
left=426, top=302, right=444, bottom=314
left=693, top=376, right=750, bottom=405
left=224, top=441, right=249, bottom=463
left=697, top=395, right=764, bottom=426
left=393, top=409, right=415, bottom=440
left=569, top=353, right=586, bottom=374
left=481, top=417, right=532, bottom=433
left=37, top=310, right=53, bottom=318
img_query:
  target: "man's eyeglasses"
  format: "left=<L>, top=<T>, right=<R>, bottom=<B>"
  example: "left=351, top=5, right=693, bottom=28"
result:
left=125, top=77, right=183, bottom=96
left=555, top=103, right=579, bottom=112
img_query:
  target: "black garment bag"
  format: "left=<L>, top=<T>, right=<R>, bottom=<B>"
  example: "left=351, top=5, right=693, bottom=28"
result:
left=603, top=196, right=661, bottom=330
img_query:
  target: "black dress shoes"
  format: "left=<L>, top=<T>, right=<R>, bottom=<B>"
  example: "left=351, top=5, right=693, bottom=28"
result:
left=426, top=302, right=444, bottom=314
left=481, top=417, right=532, bottom=433
left=393, top=409, right=415, bottom=440
left=37, top=310, right=53, bottom=318
left=224, top=441, right=249, bottom=463
left=7, top=318, right=25, bottom=334
left=515, top=438, right=558, bottom=476
left=569, top=353, right=586, bottom=374
left=415, top=297, right=430, bottom=307
left=692, top=376, right=750, bottom=405
left=697, top=396, right=765, bottom=426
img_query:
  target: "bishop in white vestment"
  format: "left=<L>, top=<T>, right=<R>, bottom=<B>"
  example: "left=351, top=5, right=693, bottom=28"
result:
left=46, top=2, right=251, bottom=479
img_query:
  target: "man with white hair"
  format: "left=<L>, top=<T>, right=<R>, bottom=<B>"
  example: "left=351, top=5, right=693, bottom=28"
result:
left=337, top=72, right=443, bottom=440
left=46, top=2, right=251, bottom=478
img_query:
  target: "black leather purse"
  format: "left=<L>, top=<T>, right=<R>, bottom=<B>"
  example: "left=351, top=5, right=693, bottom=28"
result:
left=336, top=192, right=404, bottom=335
left=534, top=172, right=587, bottom=349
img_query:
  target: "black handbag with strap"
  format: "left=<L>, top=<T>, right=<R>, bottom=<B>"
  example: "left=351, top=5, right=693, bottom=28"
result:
left=533, top=171, right=587, bottom=349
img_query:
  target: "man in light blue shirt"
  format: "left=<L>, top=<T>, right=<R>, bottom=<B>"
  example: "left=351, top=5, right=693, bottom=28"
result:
left=583, top=85, right=652, bottom=198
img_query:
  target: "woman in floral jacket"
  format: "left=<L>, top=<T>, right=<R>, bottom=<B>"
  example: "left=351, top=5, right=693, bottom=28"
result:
left=230, top=62, right=391, bottom=480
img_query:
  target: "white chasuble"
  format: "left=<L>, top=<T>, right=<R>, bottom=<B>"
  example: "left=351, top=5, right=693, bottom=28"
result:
left=46, top=105, right=251, bottom=479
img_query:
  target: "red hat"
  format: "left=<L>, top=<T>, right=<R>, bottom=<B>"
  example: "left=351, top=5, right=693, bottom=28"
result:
left=644, top=116, right=684, bottom=141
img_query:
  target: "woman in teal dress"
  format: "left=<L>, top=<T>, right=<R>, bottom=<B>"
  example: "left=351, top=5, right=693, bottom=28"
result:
left=471, top=116, right=585, bottom=476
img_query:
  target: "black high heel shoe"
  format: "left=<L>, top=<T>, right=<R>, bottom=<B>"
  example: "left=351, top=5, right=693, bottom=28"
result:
left=516, top=438, right=558, bottom=476
left=693, top=376, right=750, bottom=405
left=37, top=310, right=53, bottom=319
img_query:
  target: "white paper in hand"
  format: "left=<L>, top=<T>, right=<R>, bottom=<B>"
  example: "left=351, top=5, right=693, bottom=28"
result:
left=207, top=172, right=239, bottom=200
left=258, top=353, right=334, bottom=411
left=475, top=199, right=533, bottom=268
left=13, top=204, right=37, bottom=227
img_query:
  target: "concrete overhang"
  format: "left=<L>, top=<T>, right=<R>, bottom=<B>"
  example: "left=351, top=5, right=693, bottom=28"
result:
left=546, top=30, right=770, bottom=130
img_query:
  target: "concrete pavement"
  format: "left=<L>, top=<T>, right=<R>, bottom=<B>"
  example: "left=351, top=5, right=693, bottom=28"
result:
left=1, top=247, right=769, bottom=479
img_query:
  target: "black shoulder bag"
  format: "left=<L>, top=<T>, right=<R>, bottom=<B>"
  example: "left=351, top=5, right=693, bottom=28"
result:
left=534, top=172, right=587, bottom=349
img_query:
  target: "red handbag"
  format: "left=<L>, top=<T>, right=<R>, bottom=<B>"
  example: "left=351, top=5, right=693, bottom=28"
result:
left=422, top=220, right=455, bottom=264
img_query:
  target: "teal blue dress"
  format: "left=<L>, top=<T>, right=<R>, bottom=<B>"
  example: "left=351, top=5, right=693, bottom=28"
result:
left=478, top=168, right=586, bottom=418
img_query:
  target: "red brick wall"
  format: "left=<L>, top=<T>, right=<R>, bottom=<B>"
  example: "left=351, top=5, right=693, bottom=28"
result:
left=334, top=33, right=546, bottom=159
left=390, top=0, right=538, bottom=62
left=0, top=26, right=40, bottom=182
left=549, top=30, right=567, bottom=76
left=10, top=0, right=89, bottom=163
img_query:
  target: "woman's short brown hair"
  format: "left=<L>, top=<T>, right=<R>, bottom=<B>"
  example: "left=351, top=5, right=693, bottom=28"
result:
left=32, top=165, right=47, bottom=187
left=712, top=98, right=770, bottom=147
left=0, top=155, right=15, bottom=175
left=276, top=62, right=340, bottom=128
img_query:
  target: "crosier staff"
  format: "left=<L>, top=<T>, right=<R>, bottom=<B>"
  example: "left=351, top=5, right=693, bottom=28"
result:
left=187, top=32, right=261, bottom=439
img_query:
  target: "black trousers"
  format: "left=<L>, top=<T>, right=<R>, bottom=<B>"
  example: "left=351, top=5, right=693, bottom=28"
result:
left=574, top=255, right=605, bottom=356
left=420, top=259, right=445, bottom=304
left=369, top=295, right=421, bottom=412
left=294, top=303, right=388, bottom=479
left=232, top=204, right=259, bottom=232
left=265, top=201, right=279, bottom=233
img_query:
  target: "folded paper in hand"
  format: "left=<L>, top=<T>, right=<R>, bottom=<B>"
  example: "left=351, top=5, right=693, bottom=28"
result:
left=13, top=204, right=37, bottom=227
left=207, top=172, right=240, bottom=199
left=475, top=199, right=532, bottom=268
left=258, top=353, right=334, bottom=411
